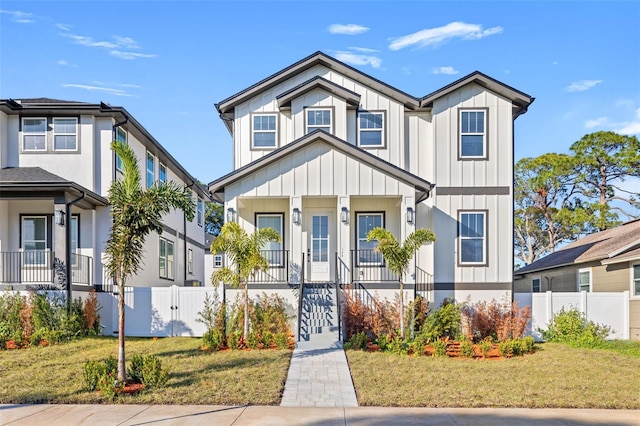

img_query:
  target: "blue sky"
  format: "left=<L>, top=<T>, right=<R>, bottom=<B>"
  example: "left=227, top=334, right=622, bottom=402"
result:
left=1, top=1, right=639, bottom=186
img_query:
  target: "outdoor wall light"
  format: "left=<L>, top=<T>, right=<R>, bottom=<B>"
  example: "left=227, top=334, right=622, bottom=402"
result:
left=341, top=207, right=349, bottom=224
left=55, top=209, right=65, bottom=226
left=292, top=208, right=301, bottom=225
left=226, top=208, right=236, bottom=223
left=406, top=207, right=414, bottom=225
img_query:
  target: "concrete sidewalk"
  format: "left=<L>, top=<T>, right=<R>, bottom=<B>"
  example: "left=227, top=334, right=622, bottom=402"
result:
left=1, top=404, right=639, bottom=425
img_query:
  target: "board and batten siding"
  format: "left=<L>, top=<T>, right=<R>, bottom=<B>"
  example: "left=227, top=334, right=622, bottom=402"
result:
left=233, top=65, right=407, bottom=171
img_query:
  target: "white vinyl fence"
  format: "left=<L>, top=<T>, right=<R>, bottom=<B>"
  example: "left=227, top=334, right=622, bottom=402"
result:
left=515, top=291, right=630, bottom=340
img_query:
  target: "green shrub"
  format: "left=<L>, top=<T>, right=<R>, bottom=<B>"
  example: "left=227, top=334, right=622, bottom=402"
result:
left=136, top=354, right=170, bottom=388
left=521, top=335, right=535, bottom=353
left=459, top=340, right=475, bottom=358
left=541, top=308, right=611, bottom=348
left=411, top=333, right=428, bottom=356
left=387, top=336, right=408, bottom=356
left=433, top=339, right=448, bottom=357
left=376, top=334, right=391, bottom=352
left=83, top=356, right=117, bottom=391
left=227, top=331, right=242, bottom=350
left=479, top=337, right=493, bottom=358
left=420, top=300, right=461, bottom=342
left=274, top=332, right=290, bottom=350
left=202, top=329, right=224, bottom=351
left=498, top=339, right=523, bottom=357
left=128, top=354, right=145, bottom=384
left=346, top=331, right=368, bottom=350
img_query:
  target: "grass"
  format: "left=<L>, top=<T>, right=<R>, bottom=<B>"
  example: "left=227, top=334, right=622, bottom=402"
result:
left=346, top=342, right=640, bottom=408
left=0, top=336, right=292, bottom=405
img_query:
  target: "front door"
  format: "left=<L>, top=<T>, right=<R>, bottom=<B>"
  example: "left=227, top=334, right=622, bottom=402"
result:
left=307, top=210, right=333, bottom=282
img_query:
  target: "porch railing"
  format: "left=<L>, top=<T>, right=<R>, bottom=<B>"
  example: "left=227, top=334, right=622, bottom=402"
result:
left=248, top=250, right=289, bottom=283
left=350, top=249, right=399, bottom=283
left=414, top=267, right=433, bottom=297
left=0, top=251, right=92, bottom=285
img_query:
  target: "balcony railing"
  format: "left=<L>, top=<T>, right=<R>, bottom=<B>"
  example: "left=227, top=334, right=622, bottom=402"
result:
left=350, top=249, right=399, bottom=283
left=248, top=250, right=289, bottom=284
left=0, top=251, right=92, bottom=285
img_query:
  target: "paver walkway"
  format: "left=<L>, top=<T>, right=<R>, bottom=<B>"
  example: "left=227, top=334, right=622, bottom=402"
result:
left=280, top=348, right=358, bottom=407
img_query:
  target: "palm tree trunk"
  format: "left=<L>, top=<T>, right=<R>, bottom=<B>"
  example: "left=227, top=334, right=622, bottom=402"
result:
left=117, top=279, right=126, bottom=382
left=399, top=279, right=405, bottom=339
left=243, top=280, right=249, bottom=341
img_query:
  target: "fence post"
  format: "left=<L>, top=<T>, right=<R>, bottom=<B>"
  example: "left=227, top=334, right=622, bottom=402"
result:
left=623, top=291, right=630, bottom=340
left=580, top=290, right=588, bottom=319
left=545, top=291, right=553, bottom=328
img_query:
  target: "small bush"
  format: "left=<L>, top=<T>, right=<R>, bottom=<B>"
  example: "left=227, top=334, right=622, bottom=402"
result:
left=273, top=332, right=290, bottom=350
left=479, top=338, right=493, bottom=358
left=433, top=339, right=448, bottom=357
left=83, top=356, right=117, bottom=391
left=541, top=308, right=611, bottom=348
left=521, top=335, right=535, bottom=353
left=421, top=299, right=461, bottom=342
left=246, top=331, right=261, bottom=349
left=136, top=354, right=170, bottom=388
left=346, top=331, right=368, bottom=351
left=387, top=336, right=408, bottom=356
left=227, top=331, right=242, bottom=350
left=202, top=329, right=224, bottom=351
left=498, top=339, right=523, bottom=357
left=411, top=334, right=428, bottom=356
left=459, top=340, right=475, bottom=358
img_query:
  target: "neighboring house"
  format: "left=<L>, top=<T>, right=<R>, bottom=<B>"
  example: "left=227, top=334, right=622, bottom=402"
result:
left=514, top=219, right=640, bottom=338
left=208, top=51, right=534, bottom=305
left=0, top=98, right=210, bottom=291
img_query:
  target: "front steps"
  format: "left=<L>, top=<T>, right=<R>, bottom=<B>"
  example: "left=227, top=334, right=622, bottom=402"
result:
left=296, top=283, right=341, bottom=350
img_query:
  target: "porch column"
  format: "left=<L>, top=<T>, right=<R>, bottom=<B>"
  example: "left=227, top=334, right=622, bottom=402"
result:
left=402, top=195, right=416, bottom=286
left=337, top=196, right=350, bottom=285
left=53, top=196, right=67, bottom=286
left=290, top=196, right=302, bottom=284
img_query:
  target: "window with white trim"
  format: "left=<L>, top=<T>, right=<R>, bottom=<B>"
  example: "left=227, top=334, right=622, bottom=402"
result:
left=358, top=112, right=384, bottom=147
left=578, top=268, right=591, bottom=292
left=197, top=198, right=203, bottom=227
left=252, top=114, right=277, bottom=148
left=22, top=216, right=47, bottom=265
left=115, top=127, right=127, bottom=171
left=159, top=163, right=167, bottom=184
left=256, top=213, right=283, bottom=265
left=356, top=213, right=384, bottom=265
left=306, top=108, right=332, bottom=134
left=187, top=248, right=193, bottom=274
left=22, top=118, right=47, bottom=151
left=53, top=118, right=77, bottom=151
left=633, top=264, right=640, bottom=297
left=213, top=254, right=223, bottom=268
left=459, top=212, right=486, bottom=265
left=159, top=237, right=174, bottom=279
left=532, top=277, right=541, bottom=293
left=146, top=152, right=155, bottom=189
left=460, top=110, right=486, bottom=158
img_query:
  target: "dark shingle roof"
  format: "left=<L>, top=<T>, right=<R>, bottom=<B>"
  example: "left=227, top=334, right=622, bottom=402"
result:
left=14, top=98, right=88, bottom=104
left=0, top=167, right=69, bottom=183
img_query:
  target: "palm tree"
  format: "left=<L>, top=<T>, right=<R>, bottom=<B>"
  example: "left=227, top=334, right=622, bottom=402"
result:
left=105, top=141, right=195, bottom=382
left=366, top=227, right=436, bottom=339
left=210, top=222, right=281, bottom=341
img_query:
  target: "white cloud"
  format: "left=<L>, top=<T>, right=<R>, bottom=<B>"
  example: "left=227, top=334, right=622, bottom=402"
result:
left=60, top=31, right=155, bottom=60
left=585, top=116, right=608, bottom=128
left=57, top=59, right=77, bottom=68
left=566, top=79, right=602, bottom=92
left=328, top=24, right=369, bottom=35
left=62, top=33, right=119, bottom=48
left=389, top=22, right=503, bottom=50
left=62, top=84, right=134, bottom=97
left=0, top=9, right=35, bottom=23
left=56, top=23, right=71, bottom=31
left=113, top=36, right=139, bottom=49
left=615, top=109, right=640, bottom=135
left=401, top=67, right=412, bottom=75
left=334, top=51, right=382, bottom=69
left=432, top=66, right=459, bottom=75
left=110, top=51, right=157, bottom=60
left=348, top=46, right=378, bottom=53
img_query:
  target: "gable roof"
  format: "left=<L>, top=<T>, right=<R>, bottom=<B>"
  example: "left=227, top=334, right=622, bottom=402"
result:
left=276, top=76, right=361, bottom=110
left=208, top=130, right=434, bottom=203
left=516, top=219, right=640, bottom=274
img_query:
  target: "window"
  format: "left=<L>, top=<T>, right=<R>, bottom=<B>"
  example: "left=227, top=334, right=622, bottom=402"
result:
left=197, top=198, right=203, bottom=227
left=306, top=108, right=332, bottom=134
left=159, top=238, right=174, bottom=279
left=459, top=212, right=486, bottom=265
left=252, top=114, right=277, bottom=148
left=115, top=127, right=127, bottom=171
left=53, top=118, right=77, bottom=151
left=22, top=118, right=47, bottom=151
left=358, top=112, right=384, bottom=147
left=532, top=277, right=541, bottom=293
left=578, top=268, right=591, bottom=292
left=22, top=216, right=47, bottom=265
left=213, top=254, right=223, bottom=268
left=357, top=213, right=384, bottom=264
left=460, top=110, right=486, bottom=158
left=146, top=152, right=155, bottom=189
left=159, top=163, right=167, bottom=184
left=187, top=248, right=193, bottom=274
left=256, top=213, right=283, bottom=265
left=633, top=264, right=640, bottom=297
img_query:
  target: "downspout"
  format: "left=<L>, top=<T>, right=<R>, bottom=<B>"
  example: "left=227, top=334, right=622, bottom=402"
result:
left=66, top=191, right=86, bottom=313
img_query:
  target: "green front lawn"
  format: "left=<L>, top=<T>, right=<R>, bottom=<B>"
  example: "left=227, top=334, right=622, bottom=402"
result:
left=346, top=342, right=640, bottom=408
left=0, top=337, right=292, bottom=405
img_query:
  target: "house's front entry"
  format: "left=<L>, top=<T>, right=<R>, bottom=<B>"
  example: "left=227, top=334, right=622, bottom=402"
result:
left=305, top=209, right=335, bottom=282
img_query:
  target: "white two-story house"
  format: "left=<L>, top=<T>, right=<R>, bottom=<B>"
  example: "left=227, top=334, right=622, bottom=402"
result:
left=0, top=98, right=210, bottom=292
left=209, top=52, right=533, bottom=306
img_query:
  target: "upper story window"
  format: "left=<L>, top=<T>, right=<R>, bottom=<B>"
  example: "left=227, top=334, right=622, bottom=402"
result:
left=159, top=237, right=174, bottom=279
left=252, top=114, right=277, bottom=148
left=578, top=268, right=591, bottom=292
left=460, top=109, right=487, bottom=159
left=197, top=198, right=203, bottom=227
left=306, top=108, right=332, bottom=134
left=159, top=163, right=167, bottom=184
left=187, top=248, right=194, bottom=274
left=358, top=112, right=384, bottom=147
left=632, top=264, right=640, bottom=297
left=459, top=211, right=486, bottom=265
left=256, top=213, right=284, bottom=265
left=115, top=127, right=127, bottom=171
left=146, top=152, right=155, bottom=188
left=356, top=212, right=384, bottom=265
left=53, top=118, right=77, bottom=151
left=22, top=118, right=47, bottom=151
